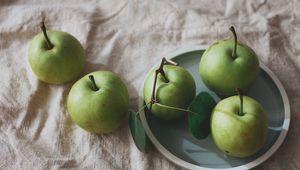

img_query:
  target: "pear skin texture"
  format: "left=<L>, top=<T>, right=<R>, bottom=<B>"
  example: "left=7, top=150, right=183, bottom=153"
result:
left=28, top=31, right=85, bottom=84
left=144, top=65, right=196, bottom=120
left=199, top=39, right=259, bottom=96
left=211, top=96, right=268, bottom=157
left=67, top=71, right=129, bottom=134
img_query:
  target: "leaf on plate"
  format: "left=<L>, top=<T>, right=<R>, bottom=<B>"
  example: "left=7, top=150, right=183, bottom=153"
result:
left=188, top=92, right=217, bottom=140
left=129, top=111, right=153, bottom=153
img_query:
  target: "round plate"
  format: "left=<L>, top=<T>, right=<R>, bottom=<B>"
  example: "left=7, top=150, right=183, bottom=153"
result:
left=138, top=45, right=290, bottom=170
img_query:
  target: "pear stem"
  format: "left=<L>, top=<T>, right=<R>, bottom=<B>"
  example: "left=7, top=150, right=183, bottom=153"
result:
left=89, top=75, right=99, bottom=91
left=229, top=26, right=237, bottom=59
left=235, top=88, right=244, bottom=116
left=149, top=57, right=178, bottom=112
left=40, top=21, right=54, bottom=49
left=155, top=103, right=198, bottom=115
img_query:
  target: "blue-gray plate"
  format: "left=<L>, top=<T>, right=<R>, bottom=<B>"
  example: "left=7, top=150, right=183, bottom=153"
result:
left=138, top=46, right=290, bottom=170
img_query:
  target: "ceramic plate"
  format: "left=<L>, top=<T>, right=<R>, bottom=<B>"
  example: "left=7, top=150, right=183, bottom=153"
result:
left=138, top=45, right=290, bottom=170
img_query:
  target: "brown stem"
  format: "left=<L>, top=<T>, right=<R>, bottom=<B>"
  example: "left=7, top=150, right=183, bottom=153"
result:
left=165, top=58, right=178, bottom=66
left=229, top=26, right=237, bottom=59
left=149, top=57, right=177, bottom=112
left=40, top=21, right=54, bottom=49
left=149, top=70, right=159, bottom=111
left=158, top=58, right=169, bottom=83
left=235, top=88, right=244, bottom=116
left=89, top=75, right=99, bottom=91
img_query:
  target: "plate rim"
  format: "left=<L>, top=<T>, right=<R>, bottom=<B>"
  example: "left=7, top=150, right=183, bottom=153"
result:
left=138, top=45, right=291, bottom=170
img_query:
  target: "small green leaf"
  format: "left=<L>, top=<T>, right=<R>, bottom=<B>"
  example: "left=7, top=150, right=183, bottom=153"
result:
left=129, top=111, right=153, bottom=153
left=188, top=92, right=217, bottom=140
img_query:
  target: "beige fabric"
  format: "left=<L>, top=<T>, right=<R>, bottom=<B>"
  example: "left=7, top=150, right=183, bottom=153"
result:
left=0, top=0, right=299, bottom=169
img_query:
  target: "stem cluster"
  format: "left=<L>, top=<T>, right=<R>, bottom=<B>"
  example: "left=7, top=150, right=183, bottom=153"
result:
left=149, top=58, right=178, bottom=111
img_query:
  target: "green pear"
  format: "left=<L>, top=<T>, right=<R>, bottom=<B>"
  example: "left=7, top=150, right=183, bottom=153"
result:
left=211, top=94, right=268, bottom=157
left=28, top=22, right=85, bottom=84
left=144, top=65, right=196, bottom=120
left=199, top=27, right=259, bottom=96
left=67, top=71, right=129, bottom=133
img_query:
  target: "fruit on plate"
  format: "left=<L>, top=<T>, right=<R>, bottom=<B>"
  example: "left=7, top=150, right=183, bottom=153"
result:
left=210, top=90, right=268, bottom=157
left=67, top=71, right=129, bottom=133
left=199, top=26, right=259, bottom=96
left=143, top=58, right=196, bottom=120
left=28, top=21, right=85, bottom=84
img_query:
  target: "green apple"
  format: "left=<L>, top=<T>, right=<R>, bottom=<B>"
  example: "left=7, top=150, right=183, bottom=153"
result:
left=199, top=27, right=259, bottom=96
left=211, top=94, right=268, bottom=157
left=67, top=71, right=129, bottom=133
left=143, top=65, right=196, bottom=120
left=28, top=22, right=85, bottom=84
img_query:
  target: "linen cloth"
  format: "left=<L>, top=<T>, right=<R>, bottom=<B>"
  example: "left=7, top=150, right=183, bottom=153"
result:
left=0, top=0, right=299, bottom=169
